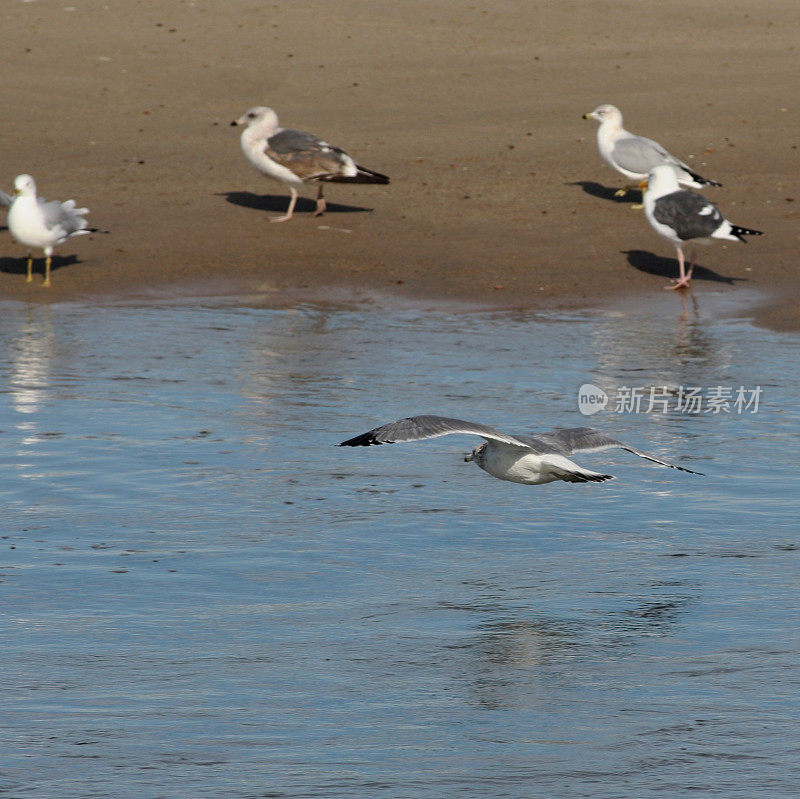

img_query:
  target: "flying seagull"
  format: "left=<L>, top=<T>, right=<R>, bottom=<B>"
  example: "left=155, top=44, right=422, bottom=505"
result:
left=232, top=106, right=390, bottom=222
left=340, top=415, right=702, bottom=485
left=643, top=165, right=763, bottom=290
left=6, top=174, right=97, bottom=287
left=583, top=104, right=721, bottom=200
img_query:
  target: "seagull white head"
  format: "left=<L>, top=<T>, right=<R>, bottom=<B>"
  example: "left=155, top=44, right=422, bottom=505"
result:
left=233, top=105, right=280, bottom=132
left=646, top=164, right=681, bottom=195
left=583, top=104, right=622, bottom=125
left=13, top=174, right=36, bottom=196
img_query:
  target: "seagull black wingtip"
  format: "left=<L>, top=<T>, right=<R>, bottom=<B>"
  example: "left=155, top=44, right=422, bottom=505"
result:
left=679, top=465, right=705, bottom=476
left=339, top=432, right=385, bottom=447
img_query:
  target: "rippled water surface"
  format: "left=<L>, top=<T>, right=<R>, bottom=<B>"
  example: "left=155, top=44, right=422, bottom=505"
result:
left=1, top=291, right=798, bottom=798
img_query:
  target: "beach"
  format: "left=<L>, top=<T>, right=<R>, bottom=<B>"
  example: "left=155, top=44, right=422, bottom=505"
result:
left=4, top=5, right=800, bottom=793
left=1, top=0, right=798, bottom=323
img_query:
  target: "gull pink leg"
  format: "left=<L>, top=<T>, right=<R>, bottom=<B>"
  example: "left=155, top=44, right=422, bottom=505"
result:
left=684, top=247, right=697, bottom=284
left=314, top=185, right=327, bottom=217
left=271, top=187, right=299, bottom=222
left=666, top=246, right=692, bottom=290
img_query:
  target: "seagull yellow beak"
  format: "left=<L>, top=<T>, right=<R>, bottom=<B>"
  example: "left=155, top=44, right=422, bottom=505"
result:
left=638, top=179, right=649, bottom=191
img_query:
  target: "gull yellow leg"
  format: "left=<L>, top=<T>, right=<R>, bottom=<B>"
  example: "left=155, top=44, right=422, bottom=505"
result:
left=43, top=255, right=52, bottom=288
left=630, top=178, right=648, bottom=210
left=615, top=183, right=645, bottom=209
left=26, top=253, right=33, bottom=283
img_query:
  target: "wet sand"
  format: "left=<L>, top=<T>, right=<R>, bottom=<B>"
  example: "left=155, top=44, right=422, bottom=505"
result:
left=1, top=0, right=798, bottom=325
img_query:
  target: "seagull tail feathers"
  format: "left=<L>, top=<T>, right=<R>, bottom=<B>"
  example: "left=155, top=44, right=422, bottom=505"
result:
left=71, top=227, right=109, bottom=238
left=326, top=165, right=390, bottom=185
left=689, top=170, right=722, bottom=188
left=559, top=469, right=615, bottom=484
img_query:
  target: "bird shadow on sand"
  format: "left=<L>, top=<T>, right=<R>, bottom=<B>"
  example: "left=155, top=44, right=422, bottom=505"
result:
left=219, top=191, right=373, bottom=216
left=623, top=250, right=748, bottom=286
left=0, top=254, right=81, bottom=279
left=568, top=181, right=643, bottom=205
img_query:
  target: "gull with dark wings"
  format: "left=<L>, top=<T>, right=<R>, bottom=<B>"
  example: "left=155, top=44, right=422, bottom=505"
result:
left=340, top=415, right=702, bottom=485
left=643, top=165, right=763, bottom=290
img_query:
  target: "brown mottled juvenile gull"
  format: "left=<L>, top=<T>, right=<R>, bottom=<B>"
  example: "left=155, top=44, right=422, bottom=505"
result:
left=340, top=415, right=702, bottom=485
left=643, top=165, right=763, bottom=290
left=232, top=106, right=390, bottom=222
left=583, top=104, right=721, bottom=199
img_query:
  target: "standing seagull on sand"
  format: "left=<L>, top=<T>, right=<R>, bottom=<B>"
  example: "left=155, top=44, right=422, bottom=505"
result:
left=340, top=415, right=702, bottom=485
left=6, top=174, right=95, bottom=287
left=643, top=165, right=763, bottom=290
left=583, top=104, right=721, bottom=199
left=232, top=106, right=390, bottom=222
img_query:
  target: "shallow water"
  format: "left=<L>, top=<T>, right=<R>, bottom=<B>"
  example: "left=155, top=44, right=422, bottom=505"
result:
left=1, top=290, right=798, bottom=798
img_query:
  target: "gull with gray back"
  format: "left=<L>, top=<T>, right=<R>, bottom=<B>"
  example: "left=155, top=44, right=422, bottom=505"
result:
left=340, top=415, right=702, bottom=485
left=6, top=174, right=96, bottom=287
left=583, top=104, right=721, bottom=200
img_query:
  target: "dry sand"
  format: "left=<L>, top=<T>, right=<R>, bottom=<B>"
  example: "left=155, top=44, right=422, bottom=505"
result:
left=1, top=0, right=798, bottom=326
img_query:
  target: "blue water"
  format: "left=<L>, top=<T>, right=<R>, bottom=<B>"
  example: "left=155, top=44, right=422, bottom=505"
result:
left=1, top=291, right=798, bottom=798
